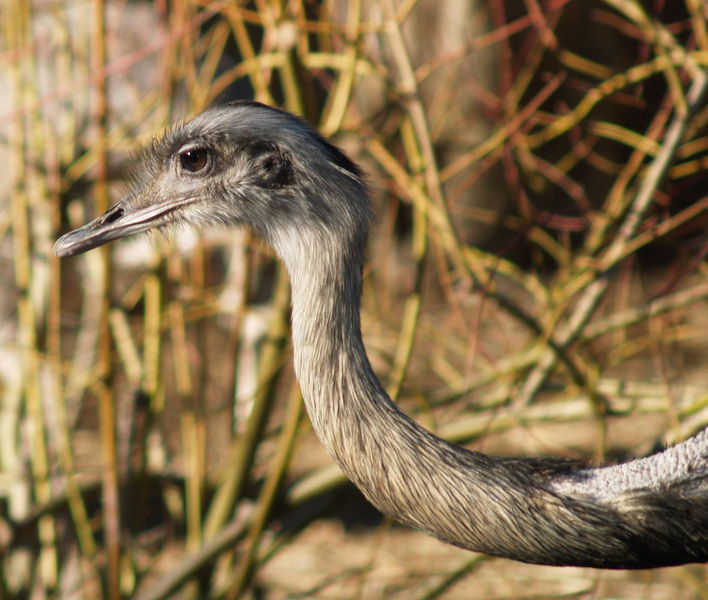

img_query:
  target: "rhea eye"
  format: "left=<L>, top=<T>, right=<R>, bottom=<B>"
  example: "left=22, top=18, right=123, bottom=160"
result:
left=180, top=149, right=210, bottom=173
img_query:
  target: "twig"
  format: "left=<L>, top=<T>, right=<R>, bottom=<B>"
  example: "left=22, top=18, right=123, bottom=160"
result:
left=515, top=69, right=708, bottom=406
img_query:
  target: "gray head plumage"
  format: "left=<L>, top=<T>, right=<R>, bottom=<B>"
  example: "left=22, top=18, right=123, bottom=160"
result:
left=55, top=101, right=369, bottom=261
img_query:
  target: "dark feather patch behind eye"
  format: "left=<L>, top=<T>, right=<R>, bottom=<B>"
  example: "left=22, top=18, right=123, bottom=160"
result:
left=251, top=145, right=294, bottom=188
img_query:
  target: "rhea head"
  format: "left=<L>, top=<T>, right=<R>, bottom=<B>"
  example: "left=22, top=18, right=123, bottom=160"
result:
left=54, top=101, right=370, bottom=266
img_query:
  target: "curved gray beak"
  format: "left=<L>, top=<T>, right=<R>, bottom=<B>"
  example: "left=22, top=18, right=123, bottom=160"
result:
left=54, top=196, right=193, bottom=257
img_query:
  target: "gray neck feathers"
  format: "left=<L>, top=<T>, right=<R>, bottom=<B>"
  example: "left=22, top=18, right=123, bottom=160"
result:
left=275, top=203, right=708, bottom=570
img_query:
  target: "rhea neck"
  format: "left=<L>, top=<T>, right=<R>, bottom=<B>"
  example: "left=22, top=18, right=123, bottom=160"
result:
left=268, top=221, right=396, bottom=456
left=266, top=219, right=484, bottom=539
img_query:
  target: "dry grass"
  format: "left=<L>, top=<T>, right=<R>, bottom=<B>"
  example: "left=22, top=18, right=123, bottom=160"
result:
left=1, top=0, right=708, bottom=598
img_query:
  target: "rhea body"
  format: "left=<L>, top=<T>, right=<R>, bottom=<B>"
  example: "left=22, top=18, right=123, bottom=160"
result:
left=55, top=101, right=708, bottom=569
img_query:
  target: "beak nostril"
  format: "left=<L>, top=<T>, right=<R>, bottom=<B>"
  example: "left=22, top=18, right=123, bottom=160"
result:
left=105, top=207, right=124, bottom=224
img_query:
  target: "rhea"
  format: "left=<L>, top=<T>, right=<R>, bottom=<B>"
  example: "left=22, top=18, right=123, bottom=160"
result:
left=55, top=101, right=708, bottom=569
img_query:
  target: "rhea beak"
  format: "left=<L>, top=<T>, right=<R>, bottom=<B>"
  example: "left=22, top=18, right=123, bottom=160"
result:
left=54, top=195, right=193, bottom=258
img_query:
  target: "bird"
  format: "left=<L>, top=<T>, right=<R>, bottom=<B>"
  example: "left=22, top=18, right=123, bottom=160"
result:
left=55, top=100, right=708, bottom=569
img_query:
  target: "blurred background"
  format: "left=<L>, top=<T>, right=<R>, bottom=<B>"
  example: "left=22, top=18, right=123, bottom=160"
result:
left=1, top=0, right=708, bottom=598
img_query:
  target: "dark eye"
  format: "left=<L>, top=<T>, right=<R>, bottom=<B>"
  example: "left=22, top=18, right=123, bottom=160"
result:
left=180, top=149, right=210, bottom=173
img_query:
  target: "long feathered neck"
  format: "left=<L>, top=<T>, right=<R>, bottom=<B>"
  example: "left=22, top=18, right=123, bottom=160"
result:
left=275, top=224, right=708, bottom=569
